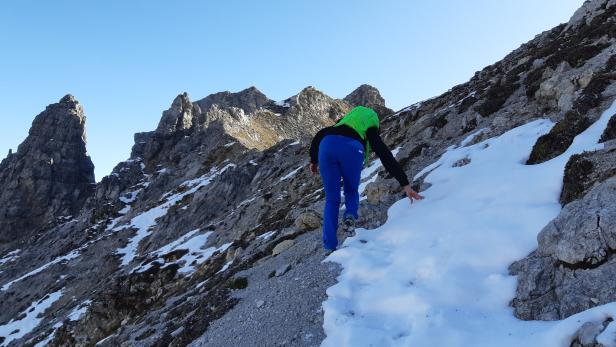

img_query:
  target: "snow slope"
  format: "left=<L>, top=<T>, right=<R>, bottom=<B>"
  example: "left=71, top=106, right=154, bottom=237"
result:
left=322, top=101, right=616, bottom=347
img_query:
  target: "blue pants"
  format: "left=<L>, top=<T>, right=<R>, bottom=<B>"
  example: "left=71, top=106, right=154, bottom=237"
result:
left=318, top=135, right=364, bottom=250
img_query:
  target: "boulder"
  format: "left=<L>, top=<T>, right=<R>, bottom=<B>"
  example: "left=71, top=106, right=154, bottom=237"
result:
left=511, top=177, right=616, bottom=320
left=294, top=210, right=322, bottom=231
left=364, top=180, right=398, bottom=205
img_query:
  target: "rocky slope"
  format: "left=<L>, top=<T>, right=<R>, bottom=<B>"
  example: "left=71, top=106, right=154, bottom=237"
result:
left=0, top=0, right=615, bottom=346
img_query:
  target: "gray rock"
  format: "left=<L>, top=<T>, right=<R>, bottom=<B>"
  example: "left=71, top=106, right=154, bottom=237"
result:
left=0, top=95, right=95, bottom=247
left=365, top=180, right=399, bottom=205
left=272, top=240, right=295, bottom=256
left=275, top=264, right=292, bottom=277
left=511, top=177, right=616, bottom=320
left=344, top=84, right=394, bottom=118
left=294, top=210, right=322, bottom=231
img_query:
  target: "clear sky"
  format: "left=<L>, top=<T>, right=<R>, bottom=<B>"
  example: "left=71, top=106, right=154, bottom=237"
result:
left=0, top=0, right=584, bottom=181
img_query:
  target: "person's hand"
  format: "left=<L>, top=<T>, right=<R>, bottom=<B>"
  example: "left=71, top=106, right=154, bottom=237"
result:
left=403, top=185, right=424, bottom=203
left=310, top=163, right=319, bottom=175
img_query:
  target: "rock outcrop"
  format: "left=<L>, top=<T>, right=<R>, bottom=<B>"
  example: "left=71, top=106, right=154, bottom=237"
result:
left=0, top=95, right=94, bottom=247
left=510, top=176, right=616, bottom=321
left=344, top=84, right=394, bottom=118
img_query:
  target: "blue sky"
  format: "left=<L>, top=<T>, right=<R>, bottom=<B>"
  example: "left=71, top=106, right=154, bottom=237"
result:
left=0, top=0, right=584, bottom=180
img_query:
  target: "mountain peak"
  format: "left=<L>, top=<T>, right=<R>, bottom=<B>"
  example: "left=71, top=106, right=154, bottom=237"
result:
left=59, top=94, right=77, bottom=104
left=196, top=87, right=273, bottom=116
left=344, top=84, right=393, bottom=118
left=0, top=96, right=95, bottom=245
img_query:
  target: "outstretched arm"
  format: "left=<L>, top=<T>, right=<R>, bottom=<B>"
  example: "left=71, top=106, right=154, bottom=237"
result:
left=366, top=127, right=424, bottom=202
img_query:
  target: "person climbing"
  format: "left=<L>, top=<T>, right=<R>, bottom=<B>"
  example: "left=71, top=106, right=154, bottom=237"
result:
left=309, top=106, right=424, bottom=253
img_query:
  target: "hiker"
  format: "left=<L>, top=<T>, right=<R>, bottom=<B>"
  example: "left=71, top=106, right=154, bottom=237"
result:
left=309, top=106, right=424, bottom=252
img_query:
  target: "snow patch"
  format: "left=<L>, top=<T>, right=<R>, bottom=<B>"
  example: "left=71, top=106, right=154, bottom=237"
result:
left=133, top=229, right=232, bottom=275
left=0, top=289, right=63, bottom=346
left=1, top=250, right=80, bottom=292
left=322, top=101, right=616, bottom=347
left=280, top=167, right=302, bottom=181
left=115, top=165, right=234, bottom=266
left=257, top=231, right=277, bottom=240
left=67, top=300, right=92, bottom=321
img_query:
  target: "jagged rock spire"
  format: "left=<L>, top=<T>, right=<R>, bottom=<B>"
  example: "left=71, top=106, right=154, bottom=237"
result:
left=344, top=84, right=393, bottom=118
left=0, top=95, right=95, bottom=245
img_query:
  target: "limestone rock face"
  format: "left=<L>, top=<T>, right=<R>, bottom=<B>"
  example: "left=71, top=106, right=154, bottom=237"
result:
left=344, top=84, right=394, bottom=118
left=510, top=177, right=616, bottom=320
left=0, top=95, right=94, bottom=246
left=155, top=92, right=200, bottom=134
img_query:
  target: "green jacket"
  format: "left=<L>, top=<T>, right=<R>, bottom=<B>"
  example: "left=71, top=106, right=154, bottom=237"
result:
left=334, top=106, right=380, bottom=164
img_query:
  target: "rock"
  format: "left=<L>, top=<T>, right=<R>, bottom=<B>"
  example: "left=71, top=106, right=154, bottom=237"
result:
left=600, top=114, right=616, bottom=142
left=275, top=264, right=292, bottom=277
left=511, top=177, right=616, bottom=320
left=573, top=321, right=606, bottom=347
left=560, top=146, right=616, bottom=205
left=365, top=180, right=398, bottom=205
left=255, top=300, right=265, bottom=308
left=272, top=240, right=295, bottom=256
left=536, top=62, right=576, bottom=112
left=527, top=111, right=592, bottom=165
left=344, top=84, right=394, bottom=118
left=0, top=94, right=95, bottom=245
left=294, top=210, right=322, bottom=231
left=155, top=92, right=200, bottom=134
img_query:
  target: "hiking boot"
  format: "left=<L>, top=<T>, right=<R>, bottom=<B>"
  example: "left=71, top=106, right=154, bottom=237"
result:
left=342, top=216, right=356, bottom=237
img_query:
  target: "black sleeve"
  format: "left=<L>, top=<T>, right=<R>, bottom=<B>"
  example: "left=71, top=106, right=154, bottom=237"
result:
left=310, top=127, right=331, bottom=164
left=366, top=127, right=410, bottom=187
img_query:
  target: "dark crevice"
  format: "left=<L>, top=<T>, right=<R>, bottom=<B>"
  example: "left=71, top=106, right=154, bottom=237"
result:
left=555, top=249, right=616, bottom=271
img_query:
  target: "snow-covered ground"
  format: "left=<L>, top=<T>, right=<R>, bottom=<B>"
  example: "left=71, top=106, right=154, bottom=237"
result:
left=115, top=164, right=235, bottom=266
left=0, top=289, right=63, bottom=346
left=133, top=229, right=232, bottom=275
left=1, top=250, right=80, bottom=292
left=322, top=101, right=616, bottom=347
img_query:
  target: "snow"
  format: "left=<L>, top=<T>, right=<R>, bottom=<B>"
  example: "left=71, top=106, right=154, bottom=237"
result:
left=597, top=319, right=616, bottom=347
left=115, top=165, right=234, bottom=266
left=0, top=289, right=63, bottom=346
left=217, top=260, right=233, bottom=274
left=280, top=166, right=302, bottom=181
left=275, top=99, right=291, bottom=108
left=238, top=196, right=257, bottom=207
left=1, top=250, right=80, bottom=292
left=33, top=332, right=55, bottom=347
left=224, top=141, right=237, bottom=147
left=133, top=229, right=232, bottom=275
left=322, top=101, right=616, bottom=347
left=119, top=189, right=141, bottom=204
left=0, top=249, right=21, bottom=266
left=459, top=128, right=487, bottom=147
left=257, top=231, right=277, bottom=240
left=67, top=300, right=92, bottom=321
